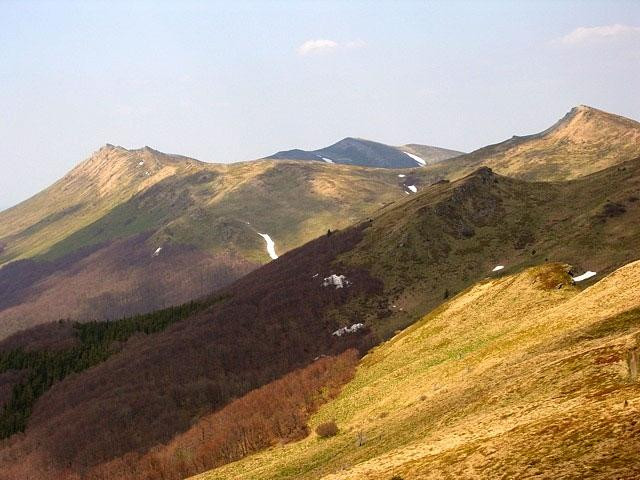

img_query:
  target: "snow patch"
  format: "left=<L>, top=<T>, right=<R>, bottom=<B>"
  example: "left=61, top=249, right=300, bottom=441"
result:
left=152, top=247, right=162, bottom=257
left=323, top=274, right=350, bottom=289
left=403, top=151, right=426, bottom=166
left=492, top=265, right=504, bottom=272
left=332, top=323, right=365, bottom=337
left=321, top=157, right=334, bottom=164
left=407, top=185, right=417, bottom=193
left=572, top=271, right=596, bottom=282
left=398, top=174, right=406, bottom=178
left=258, top=233, right=278, bottom=260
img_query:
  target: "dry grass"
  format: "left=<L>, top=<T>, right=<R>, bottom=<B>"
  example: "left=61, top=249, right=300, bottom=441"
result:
left=421, top=105, right=640, bottom=182
left=195, top=260, right=640, bottom=480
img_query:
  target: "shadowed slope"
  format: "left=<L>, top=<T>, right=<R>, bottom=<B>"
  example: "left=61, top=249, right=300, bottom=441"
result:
left=0, top=224, right=382, bottom=479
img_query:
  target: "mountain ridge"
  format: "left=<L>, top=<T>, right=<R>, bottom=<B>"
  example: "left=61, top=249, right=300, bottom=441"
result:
left=1, top=104, right=640, bottom=338
left=267, top=137, right=464, bottom=168
left=424, top=104, right=640, bottom=181
left=0, top=148, right=439, bottom=338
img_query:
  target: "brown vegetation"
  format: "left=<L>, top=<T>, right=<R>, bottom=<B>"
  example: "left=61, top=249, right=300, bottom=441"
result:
left=315, top=421, right=339, bottom=438
left=84, top=351, right=357, bottom=480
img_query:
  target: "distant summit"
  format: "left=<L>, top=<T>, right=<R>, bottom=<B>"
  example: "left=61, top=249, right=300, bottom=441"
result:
left=267, top=137, right=464, bottom=168
left=427, top=105, right=640, bottom=181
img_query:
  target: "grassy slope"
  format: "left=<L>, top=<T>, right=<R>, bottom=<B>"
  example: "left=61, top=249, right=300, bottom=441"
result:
left=421, top=105, right=640, bottom=182
left=198, top=260, right=640, bottom=480
left=2, top=105, right=638, bottom=265
left=337, top=158, right=640, bottom=339
left=0, top=148, right=437, bottom=266
left=0, top=146, right=205, bottom=263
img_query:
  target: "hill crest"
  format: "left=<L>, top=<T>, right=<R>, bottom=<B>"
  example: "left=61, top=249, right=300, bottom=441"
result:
left=425, top=105, right=640, bottom=181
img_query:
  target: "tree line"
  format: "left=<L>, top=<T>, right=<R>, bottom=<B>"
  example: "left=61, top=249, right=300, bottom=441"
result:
left=0, top=298, right=216, bottom=438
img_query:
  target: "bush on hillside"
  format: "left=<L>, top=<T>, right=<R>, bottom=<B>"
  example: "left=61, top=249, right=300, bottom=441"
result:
left=316, top=421, right=339, bottom=438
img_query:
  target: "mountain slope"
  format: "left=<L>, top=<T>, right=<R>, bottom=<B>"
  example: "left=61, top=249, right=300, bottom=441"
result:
left=200, top=260, right=640, bottom=479
left=2, top=105, right=638, bottom=337
left=268, top=137, right=464, bottom=168
left=0, top=146, right=438, bottom=338
left=424, top=105, right=640, bottom=181
left=401, top=143, right=464, bottom=164
left=337, top=156, right=640, bottom=337
left=0, top=157, right=639, bottom=478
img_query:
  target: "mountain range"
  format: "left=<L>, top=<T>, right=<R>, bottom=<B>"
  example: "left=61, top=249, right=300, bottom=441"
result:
left=1, top=106, right=638, bottom=340
left=0, top=105, right=639, bottom=479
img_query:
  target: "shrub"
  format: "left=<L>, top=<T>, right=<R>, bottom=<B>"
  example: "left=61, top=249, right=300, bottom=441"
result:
left=315, top=421, right=339, bottom=438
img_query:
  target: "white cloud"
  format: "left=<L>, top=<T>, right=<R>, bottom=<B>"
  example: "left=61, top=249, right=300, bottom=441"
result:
left=296, top=38, right=366, bottom=56
left=297, top=39, right=339, bottom=56
left=561, top=24, right=640, bottom=45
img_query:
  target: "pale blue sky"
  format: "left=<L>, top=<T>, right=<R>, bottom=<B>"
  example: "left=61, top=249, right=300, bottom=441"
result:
left=2, top=0, right=639, bottom=208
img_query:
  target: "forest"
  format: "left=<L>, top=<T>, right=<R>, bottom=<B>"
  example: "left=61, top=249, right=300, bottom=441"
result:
left=0, top=299, right=211, bottom=438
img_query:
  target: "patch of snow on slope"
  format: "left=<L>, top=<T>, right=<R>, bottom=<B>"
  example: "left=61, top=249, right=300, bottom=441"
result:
left=492, top=265, right=504, bottom=272
left=332, top=323, right=365, bottom=337
left=572, top=271, right=596, bottom=282
left=152, top=247, right=162, bottom=257
left=398, top=174, right=406, bottom=178
left=321, top=157, right=334, bottom=164
left=407, top=185, right=417, bottom=193
left=258, top=233, right=278, bottom=260
left=403, top=151, right=426, bottom=166
left=323, top=274, right=349, bottom=288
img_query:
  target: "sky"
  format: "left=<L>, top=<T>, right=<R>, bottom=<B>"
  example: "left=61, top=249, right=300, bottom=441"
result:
left=1, top=0, right=640, bottom=209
